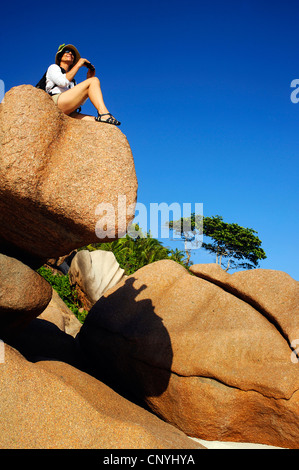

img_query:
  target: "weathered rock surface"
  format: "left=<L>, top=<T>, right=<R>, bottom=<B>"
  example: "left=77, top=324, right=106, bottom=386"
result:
left=189, top=263, right=299, bottom=346
left=0, top=253, right=52, bottom=338
left=0, top=85, right=205, bottom=450
left=0, top=345, right=204, bottom=449
left=39, top=289, right=82, bottom=337
left=0, top=85, right=137, bottom=261
left=68, top=249, right=125, bottom=309
left=77, top=260, right=299, bottom=449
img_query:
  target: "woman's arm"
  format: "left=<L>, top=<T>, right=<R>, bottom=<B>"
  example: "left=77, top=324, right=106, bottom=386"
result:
left=66, top=58, right=92, bottom=82
left=47, top=64, right=71, bottom=87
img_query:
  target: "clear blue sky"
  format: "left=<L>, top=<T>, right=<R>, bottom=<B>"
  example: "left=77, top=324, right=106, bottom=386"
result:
left=1, top=0, right=298, bottom=279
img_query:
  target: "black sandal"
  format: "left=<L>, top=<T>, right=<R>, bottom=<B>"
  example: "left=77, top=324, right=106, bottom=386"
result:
left=95, top=113, right=121, bottom=126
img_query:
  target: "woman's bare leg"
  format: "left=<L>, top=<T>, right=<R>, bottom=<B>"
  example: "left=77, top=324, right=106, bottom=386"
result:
left=69, top=111, right=96, bottom=121
left=57, top=77, right=110, bottom=116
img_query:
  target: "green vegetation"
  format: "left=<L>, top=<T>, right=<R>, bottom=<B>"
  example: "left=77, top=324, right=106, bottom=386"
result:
left=37, top=266, right=88, bottom=323
left=166, top=214, right=267, bottom=271
left=38, top=217, right=267, bottom=324
left=37, top=230, right=186, bottom=323
left=84, top=231, right=187, bottom=275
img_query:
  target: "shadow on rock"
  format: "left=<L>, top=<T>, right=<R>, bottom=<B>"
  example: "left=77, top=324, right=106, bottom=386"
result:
left=77, top=277, right=173, bottom=408
left=5, top=318, right=82, bottom=369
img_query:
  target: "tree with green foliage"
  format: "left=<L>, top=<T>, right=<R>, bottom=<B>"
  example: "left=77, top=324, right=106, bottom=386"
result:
left=166, top=214, right=266, bottom=271
left=165, top=213, right=203, bottom=267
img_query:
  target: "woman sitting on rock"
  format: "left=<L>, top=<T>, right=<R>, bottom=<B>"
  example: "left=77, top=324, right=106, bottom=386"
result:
left=45, top=43, right=121, bottom=126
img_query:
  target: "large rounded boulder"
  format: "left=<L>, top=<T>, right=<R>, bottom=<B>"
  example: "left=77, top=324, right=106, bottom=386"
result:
left=0, top=345, right=204, bottom=449
left=0, top=85, right=137, bottom=262
left=0, top=253, right=52, bottom=338
left=78, top=260, right=299, bottom=449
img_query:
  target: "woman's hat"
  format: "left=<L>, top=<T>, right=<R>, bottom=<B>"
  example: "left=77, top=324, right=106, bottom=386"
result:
left=55, top=44, right=81, bottom=66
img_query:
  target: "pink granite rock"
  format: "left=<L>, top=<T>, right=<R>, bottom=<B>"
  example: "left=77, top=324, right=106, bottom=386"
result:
left=0, top=253, right=52, bottom=337
left=78, top=260, right=299, bottom=448
left=189, top=263, right=299, bottom=345
left=0, top=345, right=204, bottom=449
left=0, top=85, right=137, bottom=260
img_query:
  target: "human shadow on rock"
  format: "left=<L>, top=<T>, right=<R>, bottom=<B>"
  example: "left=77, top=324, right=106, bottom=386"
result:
left=77, top=277, right=173, bottom=407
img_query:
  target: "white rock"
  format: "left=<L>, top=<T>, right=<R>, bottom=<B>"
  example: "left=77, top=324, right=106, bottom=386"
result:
left=69, top=250, right=125, bottom=306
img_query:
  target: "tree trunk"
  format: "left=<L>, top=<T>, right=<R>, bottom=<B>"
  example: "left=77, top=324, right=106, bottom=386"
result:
left=184, top=239, right=191, bottom=267
left=224, top=259, right=230, bottom=272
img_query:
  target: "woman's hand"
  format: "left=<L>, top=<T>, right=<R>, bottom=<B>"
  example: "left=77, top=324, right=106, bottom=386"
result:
left=87, top=67, right=96, bottom=78
left=77, top=57, right=89, bottom=68
left=65, top=58, right=95, bottom=82
left=78, top=58, right=96, bottom=78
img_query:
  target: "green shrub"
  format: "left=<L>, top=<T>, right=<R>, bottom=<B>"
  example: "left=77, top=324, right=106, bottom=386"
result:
left=83, top=231, right=187, bottom=275
left=37, top=266, right=88, bottom=323
left=37, top=231, right=187, bottom=325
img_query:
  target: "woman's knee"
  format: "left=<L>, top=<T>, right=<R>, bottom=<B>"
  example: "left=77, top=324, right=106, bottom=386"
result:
left=87, top=76, right=100, bottom=86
